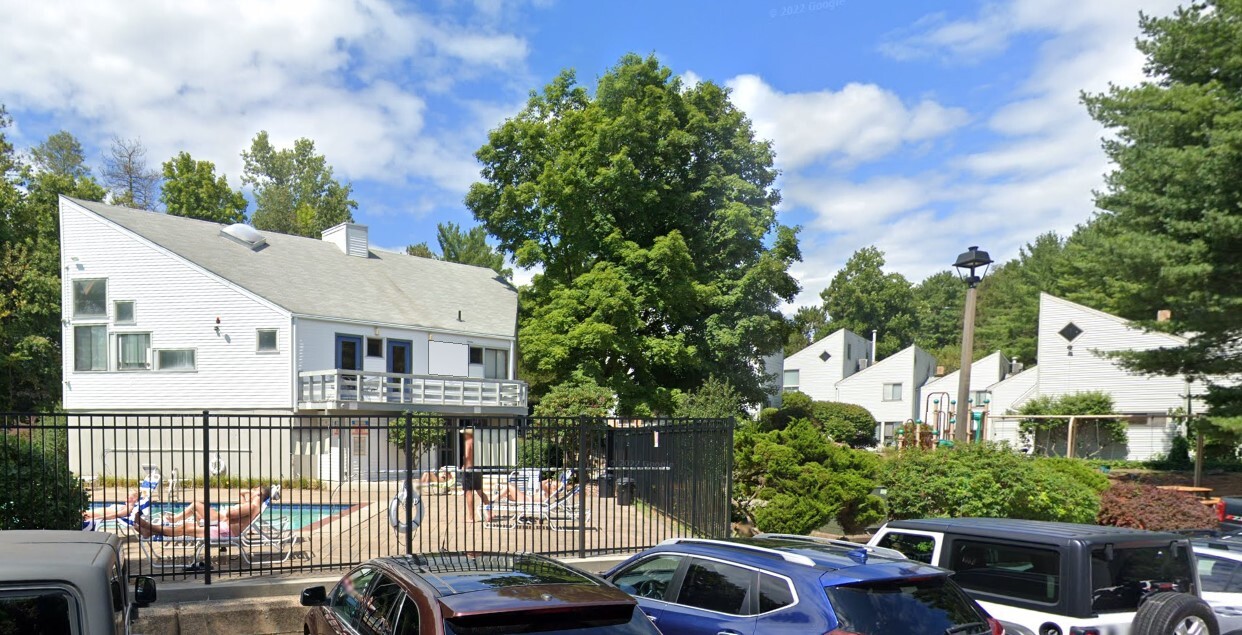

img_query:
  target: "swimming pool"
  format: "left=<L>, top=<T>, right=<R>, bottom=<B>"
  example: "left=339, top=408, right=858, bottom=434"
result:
left=89, top=502, right=351, bottom=530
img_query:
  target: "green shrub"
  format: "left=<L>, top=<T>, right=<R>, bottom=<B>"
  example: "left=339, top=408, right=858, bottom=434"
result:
left=1039, top=457, right=1110, bottom=493
left=736, top=419, right=884, bottom=534
left=881, top=443, right=1100, bottom=524
left=672, top=376, right=748, bottom=421
left=1019, top=391, right=1123, bottom=454
left=533, top=378, right=616, bottom=418
left=812, top=401, right=877, bottom=448
left=1097, top=483, right=1217, bottom=532
left=1164, top=435, right=1193, bottom=469
left=0, top=434, right=89, bottom=530
left=516, top=438, right=560, bottom=469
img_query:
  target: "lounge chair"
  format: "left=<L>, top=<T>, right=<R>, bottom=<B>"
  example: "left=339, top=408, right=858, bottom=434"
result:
left=83, top=494, right=152, bottom=535
left=136, top=485, right=296, bottom=569
left=414, top=467, right=457, bottom=496
left=485, top=472, right=589, bottom=531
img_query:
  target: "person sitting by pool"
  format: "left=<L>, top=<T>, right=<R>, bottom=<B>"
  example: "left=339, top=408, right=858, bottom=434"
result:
left=135, top=485, right=269, bottom=539
left=82, top=488, right=143, bottom=524
left=418, top=467, right=454, bottom=484
left=494, top=472, right=567, bottom=504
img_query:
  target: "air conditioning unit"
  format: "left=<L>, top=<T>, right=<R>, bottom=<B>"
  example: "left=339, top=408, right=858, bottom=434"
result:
left=857, top=359, right=871, bottom=371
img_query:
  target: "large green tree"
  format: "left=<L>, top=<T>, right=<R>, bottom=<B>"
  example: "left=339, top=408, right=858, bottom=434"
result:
left=913, top=270, right=967, bottom=370
left=405, top=221, right=512, bottom=279
left=465, top=54, right=800, bottom=412
left=1082, top=0, right=1242, bottom=416
left=819, top=247, right=917, bottom=358
left=161, top=152, right=248, bottom=223
left=783, top=305, right=829, bottom=358
left=30, top=130, right=89, bottom=180
left=973, top=232, right=1068, bottom=365
left=241, top=132, right=356, bottom=237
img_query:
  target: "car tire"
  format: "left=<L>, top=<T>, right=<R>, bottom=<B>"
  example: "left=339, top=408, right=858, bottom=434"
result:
left=1131, top=592, right=1219, bottom=635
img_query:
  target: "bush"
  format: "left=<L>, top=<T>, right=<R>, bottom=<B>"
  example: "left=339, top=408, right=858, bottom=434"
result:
left=881, top=443, right=1100, bottom=524
left=735, top=419, right=884, bottom=535
left=758, top=391, right=877, bottom=447
left=1019, top=391, right=1122, bottom=455
left=1040, top=457, right=1110, bottom=493
left=1097, top=483, right=1217, bottom=532
left=673, top=376, right=748, bottom=421
left=534, top=378, right=616, bottom=418
left=0, top=435, right=89, bottom=530
left=1164, top=434, right=1193, bottom=470
left=516, top=438, right=559, bottom=469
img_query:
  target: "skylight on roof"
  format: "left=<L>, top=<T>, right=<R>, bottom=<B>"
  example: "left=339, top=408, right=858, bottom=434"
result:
left=220, top=224, right=267, bottom=250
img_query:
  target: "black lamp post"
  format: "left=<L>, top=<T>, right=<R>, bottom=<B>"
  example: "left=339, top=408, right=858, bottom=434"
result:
left=953, top=246, right=992, bottom=443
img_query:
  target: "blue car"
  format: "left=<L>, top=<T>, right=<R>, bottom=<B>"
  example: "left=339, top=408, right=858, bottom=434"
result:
left=603, top=534, right=1003, bottom=635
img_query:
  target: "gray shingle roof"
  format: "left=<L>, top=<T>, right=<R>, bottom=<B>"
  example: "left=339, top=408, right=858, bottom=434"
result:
left=66, top=197, right=517, bottom=338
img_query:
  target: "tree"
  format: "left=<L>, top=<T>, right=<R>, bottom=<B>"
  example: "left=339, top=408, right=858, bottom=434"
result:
left=783, top=305, right=829, bottom=357
left=819, top=247, right=917, bottom=358
left=466, top=54, right=799, bottom=412
left=30, top=131, right=89, bottom=179
left=241, top=131, right=356, bottom=237
left=102, top=136, right=160, bottom=210
left=1082, top=1, right=1242, bottom=416
left=913, top=270, right=966, bottom=369
left=672, top=375, right=748, bottom=421
left=1018, top=391, right=1120, bottom=457
left=403, top=222, right=512, bottom=279
left=160, top=152, right=248, bottom=224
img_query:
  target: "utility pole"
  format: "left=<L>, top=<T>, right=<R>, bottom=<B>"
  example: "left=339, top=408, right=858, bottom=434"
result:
left=1190, top=378, right=1202, bottom=488
left=952, top=246, right=991, bottom=444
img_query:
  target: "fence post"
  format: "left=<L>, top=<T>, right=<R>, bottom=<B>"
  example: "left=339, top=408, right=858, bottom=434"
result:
left=725, top=417, right=735, bottom=539
left=403, top=412, right=414, bottom=556
left=577, top=416, right=588, bottom=559
left=201, top=410, right=211, bottom=585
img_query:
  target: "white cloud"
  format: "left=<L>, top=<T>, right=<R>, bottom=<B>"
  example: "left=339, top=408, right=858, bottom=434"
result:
left=726, top=75, right=968, bottom=169
left=0, top=0, right=532, bottom=194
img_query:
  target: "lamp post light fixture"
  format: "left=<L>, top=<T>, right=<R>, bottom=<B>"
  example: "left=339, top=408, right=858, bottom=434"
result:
left=953, top=245, right=993, bottom=443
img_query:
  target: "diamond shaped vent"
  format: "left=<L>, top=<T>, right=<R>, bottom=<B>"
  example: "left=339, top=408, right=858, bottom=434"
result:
left=1059, top=322, right=1083, bottom=342
left=819, top=351, right=832, bottom=362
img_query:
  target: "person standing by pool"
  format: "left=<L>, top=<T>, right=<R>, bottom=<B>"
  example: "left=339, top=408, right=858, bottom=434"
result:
left=461, top=428, right=492, bottom=523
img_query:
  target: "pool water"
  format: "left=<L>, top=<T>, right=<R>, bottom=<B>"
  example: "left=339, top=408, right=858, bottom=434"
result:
left=90, top=502, right=350, bottom=530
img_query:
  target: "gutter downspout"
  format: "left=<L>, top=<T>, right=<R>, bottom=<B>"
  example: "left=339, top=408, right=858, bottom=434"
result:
left=871, top=330, right=878, bottom=362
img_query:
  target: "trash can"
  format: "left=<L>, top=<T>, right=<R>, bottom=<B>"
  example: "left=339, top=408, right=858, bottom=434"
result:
left=616, top=477, right=636, bottom=506
left=597, top=471, right=617, bottom=499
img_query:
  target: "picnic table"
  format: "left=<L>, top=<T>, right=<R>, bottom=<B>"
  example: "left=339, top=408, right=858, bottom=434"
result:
left=1156, top=485, right=1219, bottom=506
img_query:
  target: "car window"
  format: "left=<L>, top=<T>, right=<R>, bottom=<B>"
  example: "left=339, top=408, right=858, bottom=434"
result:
left=676, top=558, right=754, bottom=616
left=393, top=596, right=420, bottom=635
left=949, top=539, right=1061, bottom=604
left=758, top=572, right=794, bottom=613
left=611, top=555, right=683, bottom=600
left=331, top=567, right=379, bottom=627
left=1198, top=555, right=1240, bottom=593
left=359, top=574, right=405, bottom=635
left=0, top=589, right=77, bottom=635
left=1092, top=545, right=1195, bottom=613
left=875, top=532, right=936, bottom=564
left=824, top=576, right=990, bottom=635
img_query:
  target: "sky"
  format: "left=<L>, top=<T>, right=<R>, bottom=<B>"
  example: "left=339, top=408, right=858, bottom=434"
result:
left=0, top=0, right=1183, bottom=309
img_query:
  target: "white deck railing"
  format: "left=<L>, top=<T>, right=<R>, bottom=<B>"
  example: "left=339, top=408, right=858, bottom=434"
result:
left=298, top=370, right=527, bottom=409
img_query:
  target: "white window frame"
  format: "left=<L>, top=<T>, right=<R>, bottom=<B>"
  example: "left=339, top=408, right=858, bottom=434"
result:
left=113, top=300, right=136, bottom=325
left=115, top=332, right=152, bottom=371
left=882, top=382, right=903, bottom=402
left=783, top=369, right=800, bottom=391
left=72, top=278, right=108, bottom=319
left=155, top=348, right=197, bottom=372
left=256, top=329, right=279, bottom=353
left=73, top=325, right=108, bottom=372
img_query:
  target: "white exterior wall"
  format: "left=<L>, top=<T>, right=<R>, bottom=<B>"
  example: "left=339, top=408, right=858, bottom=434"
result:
left=835, top=346, right=937, bottom=424
left=60, top=200, right=292, bottom=412
left=988, top=369, right=1039, bottom=416
left=919, top=352, right=1010, bottom=421
left=782, top=329, right=870, bottom=401
left=295, top=318, right=515, bottom=379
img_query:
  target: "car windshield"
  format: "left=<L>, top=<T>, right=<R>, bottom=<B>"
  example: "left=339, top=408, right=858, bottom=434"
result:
left=0, top=589, right=76, bottom=635
left=1091, top=545, right=1196, bottom=613
left=824, top=576, right=991, bottom=635
left=443, top=606, right=660, bottom=634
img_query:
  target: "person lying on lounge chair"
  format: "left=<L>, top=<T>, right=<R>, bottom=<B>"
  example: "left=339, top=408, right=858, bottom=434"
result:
left=495, top=474, right=566, bottom=503
left=83, top=488, right=143, bottom=524
left=419, top=467, right=453, bottom=484
left=134, top=486, right=269, bottom=539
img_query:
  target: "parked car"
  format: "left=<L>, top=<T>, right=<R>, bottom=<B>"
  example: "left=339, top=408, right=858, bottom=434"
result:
left=0, top=530, right=157, bottom=635
left=300, top=551, right=662, bottom=634
left=1216, top=498, right=1242, bottom=535
left=1189, top=540, right=1242, bottom=634
left=869, top=517, right=1218, bottom=635
left=601, top=534, right=1004, bottom=635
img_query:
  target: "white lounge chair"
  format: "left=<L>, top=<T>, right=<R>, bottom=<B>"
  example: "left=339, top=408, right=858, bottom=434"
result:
left=83, top=494, right=152, bottom=535
left=485, top=472, right=589, bottom=531
left=135, top=485, right=296, bottom=569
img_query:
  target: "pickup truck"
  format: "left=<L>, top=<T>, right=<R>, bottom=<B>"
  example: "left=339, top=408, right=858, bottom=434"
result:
left=0, top=530, right=157, bottom=635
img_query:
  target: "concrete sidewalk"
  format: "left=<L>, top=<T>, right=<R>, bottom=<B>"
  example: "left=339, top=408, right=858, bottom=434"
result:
left=136, top=554, right=632, bottom=635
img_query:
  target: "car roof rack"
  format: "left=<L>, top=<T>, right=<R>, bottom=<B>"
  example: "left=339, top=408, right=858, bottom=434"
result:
left=754, top=533, right=908, bottom=561
left=658, top=538, right=817, bottom=567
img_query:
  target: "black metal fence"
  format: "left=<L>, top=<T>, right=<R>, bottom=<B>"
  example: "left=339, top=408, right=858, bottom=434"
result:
left=1, top=412, right=733, bottom=583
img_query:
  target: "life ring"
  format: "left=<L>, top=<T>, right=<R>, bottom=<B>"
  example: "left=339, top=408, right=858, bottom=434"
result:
left=208, top=453, right=226, bottom=476
left=389, top=487, right=423, bottom=534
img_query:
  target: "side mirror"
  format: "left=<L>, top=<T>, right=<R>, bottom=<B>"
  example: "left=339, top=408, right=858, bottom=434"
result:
left=301, top=586, right=328, bottom=607
left=133, top=577, right=157, bottom=608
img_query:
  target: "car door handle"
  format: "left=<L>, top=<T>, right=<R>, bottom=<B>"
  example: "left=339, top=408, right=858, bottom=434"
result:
left=716, top=631, right=741, bottom=635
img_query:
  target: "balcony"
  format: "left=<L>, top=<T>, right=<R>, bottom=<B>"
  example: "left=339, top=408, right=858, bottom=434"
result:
left=298, top=370, right=527, bottom=413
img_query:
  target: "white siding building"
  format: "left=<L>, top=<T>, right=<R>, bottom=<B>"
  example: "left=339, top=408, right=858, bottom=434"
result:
left=781, top=329, right=871, bottom=402
left=919, top=351, right=1012, bottom=428
left=834, top=345, right=938, bottom=443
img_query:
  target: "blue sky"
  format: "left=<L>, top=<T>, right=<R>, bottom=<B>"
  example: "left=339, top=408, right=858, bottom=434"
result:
left=0, top=0, right=1182, bottom=308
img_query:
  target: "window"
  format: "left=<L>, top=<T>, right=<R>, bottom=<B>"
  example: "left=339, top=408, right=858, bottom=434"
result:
left=257, top=329, right=278, bottom=353
left=330, top=567, right=378, bottom=628
left=114, top=300, right=135, bottom=324
left=0, top=589, right=76, bottom=635
left=783, top=369, right=799, bottom=391
left=676, top=558, right=754, bottom=616
left=74, top=325, right=107, bottom=371
left=367, top=337, right=384, bottom=358
left=1198, top=555, right=1241, bottom=593
left=950, top=540, right=1061, bottom=604
left=116, top=333, right=151, bottom=371
left=883, top=383, right=903, bottom=401
left=824, top=576, right=986, bottom=635
left=875, top=532, right=937, bottom=564
left=483, top=349, right=508, bottom=379
left=971, top=390, right=989, bottom=405
left=72, top=278, right=107, bottom=318
left=156, top=349, right=196, bottom=371
left=394, top=596, right=419, bottom=635
left=469, top=346, right=484, bottom=365
left=611, top=555, right=683, bottom=600
left=758, top=573, right=794, bottom=613
left=1091, top=545, right=1194, bottom=613
left=359, top=574, right=404, bottom=635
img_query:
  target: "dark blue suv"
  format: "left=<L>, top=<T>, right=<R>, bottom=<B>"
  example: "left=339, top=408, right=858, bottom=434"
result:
left=603, top=534, right=1003, bottom=635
